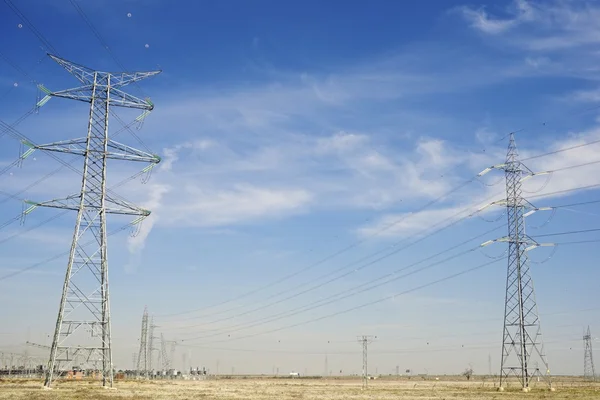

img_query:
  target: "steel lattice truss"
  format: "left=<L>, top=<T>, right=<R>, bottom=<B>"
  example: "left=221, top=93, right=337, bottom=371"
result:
left=478, top=133, right=553, bottom=390
left=357, top=335, right=374, bottom=390
left=25, top=55, right=160, bottom=388
left=584, top=326, right=596, bottom=381
left=499, top=134, right=551, bottom=389
left=136, top=307, right=149, bottom=379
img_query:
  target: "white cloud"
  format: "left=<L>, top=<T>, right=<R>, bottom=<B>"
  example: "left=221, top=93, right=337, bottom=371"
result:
left=567, top=88, right=600, bottom=103
left=166, top=184, right=312, bottom=227
left=459, top=7, right=517, bottom=35
left=458, top=0, right=534, bottom=35
left=459, top=0, right=600, bottom=52
left=125, top=182, right=170, bottom=274
left=358, top=128, right=600, bottom=238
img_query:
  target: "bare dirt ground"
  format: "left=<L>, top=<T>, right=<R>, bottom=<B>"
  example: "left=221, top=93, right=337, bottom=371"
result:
left=0, top=377, right=598, bottom=399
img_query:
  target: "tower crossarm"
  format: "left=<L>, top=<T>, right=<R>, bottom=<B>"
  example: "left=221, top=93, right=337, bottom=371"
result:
left=24, top=195, right=151, bottom=217
left=48, top=54, right=161, bottom=89
left=47, top=85, right=154, bottom=110
left=24, top=138, right=161, bottom=164
left=480, top=237, right=554, bottom=250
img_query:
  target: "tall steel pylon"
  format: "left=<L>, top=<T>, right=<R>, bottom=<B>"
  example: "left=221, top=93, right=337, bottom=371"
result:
left=357, top=335, right=375, bottom=389
left=584, top=326, right=596, bottom=381
left=25, top=55, right=160, bottom=388
left=479, top=133, right=552, bottom=391
left=137, top=307, right=149, bottom=379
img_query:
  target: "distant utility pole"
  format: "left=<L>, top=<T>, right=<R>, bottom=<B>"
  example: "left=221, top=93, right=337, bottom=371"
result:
left=584, top=326, right=596, bottom=381
left=357, top=335, right=375, bottom=389
left=488, top=354, right=492, bottom=376
left=479, top=133, right=553, bottom=392
left=324, top=355, right=328, bottom=378
left=396, top=365, right=399, bottom=376
left=137, top=307, right=149, bottom=379
left=27, top=55, right=160, bottom=388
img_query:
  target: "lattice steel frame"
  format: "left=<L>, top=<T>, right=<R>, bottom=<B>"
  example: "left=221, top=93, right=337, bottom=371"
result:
left=26, top=55, right=160, bottom=388
left=357, top=335, right=374, bottom=389
left=479, top=133, right=552, bottom=390
left=136, top=307, right=149, bottom=379
left=584, top=326, right=596, bottom=381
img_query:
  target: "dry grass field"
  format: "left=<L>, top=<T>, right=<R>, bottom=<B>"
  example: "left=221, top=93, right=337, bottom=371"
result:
left=0, top=377, right=598, bottom=400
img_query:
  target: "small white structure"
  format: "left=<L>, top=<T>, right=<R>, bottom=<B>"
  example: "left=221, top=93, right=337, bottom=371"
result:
left=289, top=372, right=300, bottom=377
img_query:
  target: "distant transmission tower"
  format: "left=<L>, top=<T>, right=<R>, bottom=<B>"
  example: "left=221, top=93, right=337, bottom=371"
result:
left=479, top=133, right=552, bottom=391
left=26, top=55, right=160, bottom=388
left=584, top=326, right=596, bottom=381
left=357, top=335, right=375, bottom=389
left=148, top=317, right=158, bottom=375
left=137, top=307, right=149, bottom=379
left=160, top=334, right=171, bottom=371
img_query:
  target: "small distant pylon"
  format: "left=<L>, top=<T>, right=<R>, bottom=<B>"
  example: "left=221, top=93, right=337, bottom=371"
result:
left=160, top=334, right=171, bottom=371
left=479, top=133, right=553, bottom=391
left=584, top=326, right=596, bottom=381
left=136, top=307, right=149, bottom=379
left=148, top=317, right=158, bottom=375
left=357, top=335, right=375, bottom=389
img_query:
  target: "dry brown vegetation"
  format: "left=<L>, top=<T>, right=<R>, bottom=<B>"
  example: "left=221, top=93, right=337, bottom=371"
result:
left=0, top=377, right=598, bottom=399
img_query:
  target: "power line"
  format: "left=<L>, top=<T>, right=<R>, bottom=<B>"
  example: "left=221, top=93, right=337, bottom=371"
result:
left=528, top=183, right=600, bottom=199
left=553, top=239, right=600, bottom=245
left=159, top=147, right=600, bottom=319
left=0, top=219, right=139, bottom=282
left=161, top=175, right=600, bottom=327
left=0, top=117, right=150, bottom=214
left=523, top=138, right=600, bottom=162
left=164, top=224, right=505, bottom=335
left=161, top=187, right=508, bottom=324
left=156, top=176, right=480, bottom=318
left=3, top=0, right=59, bottom=55
left=185, top=258, right=503, bottom=345
left=533, top=228, right=600, bottom=238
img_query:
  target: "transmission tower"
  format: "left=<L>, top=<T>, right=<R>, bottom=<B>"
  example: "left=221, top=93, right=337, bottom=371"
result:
left=136, top=307, right=149, bottom=379
left=160, top=334, right=171, bottom=371
left=479, top=133, right=552, bottom=391
left=25, top=55, right=160, bottom=388
left=357, top=335, right=375, bottom=389
left=584, top=326, right=596, bottom=381
left=148, top=318, right=158, bottom=375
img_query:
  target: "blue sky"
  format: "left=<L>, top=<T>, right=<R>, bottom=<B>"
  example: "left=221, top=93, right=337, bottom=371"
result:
left=1, top=0, right=600, bottom=376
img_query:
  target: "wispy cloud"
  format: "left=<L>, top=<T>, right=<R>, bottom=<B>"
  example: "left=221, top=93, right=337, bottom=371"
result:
left=125, top=182, right=170, bottom=274
left=457, top=0, right=534, bottom=35
left=359, top=127, right=600, bottom=238
left=459, top=0, right=600, bottom=52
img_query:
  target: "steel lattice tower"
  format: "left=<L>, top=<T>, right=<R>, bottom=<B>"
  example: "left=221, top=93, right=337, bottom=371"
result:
left=357, top=335, right=374, bottom=389
left=137, top=307, right=149, bottom=378
left=25, top=55, right=160, bottom=387
left=480, top=133, right=552, bottom=391
left=584, top=326, right=596, bottom=381
left=160, top=334, right=171, bottom=371
left=148, top=317, right=157, bottom=375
